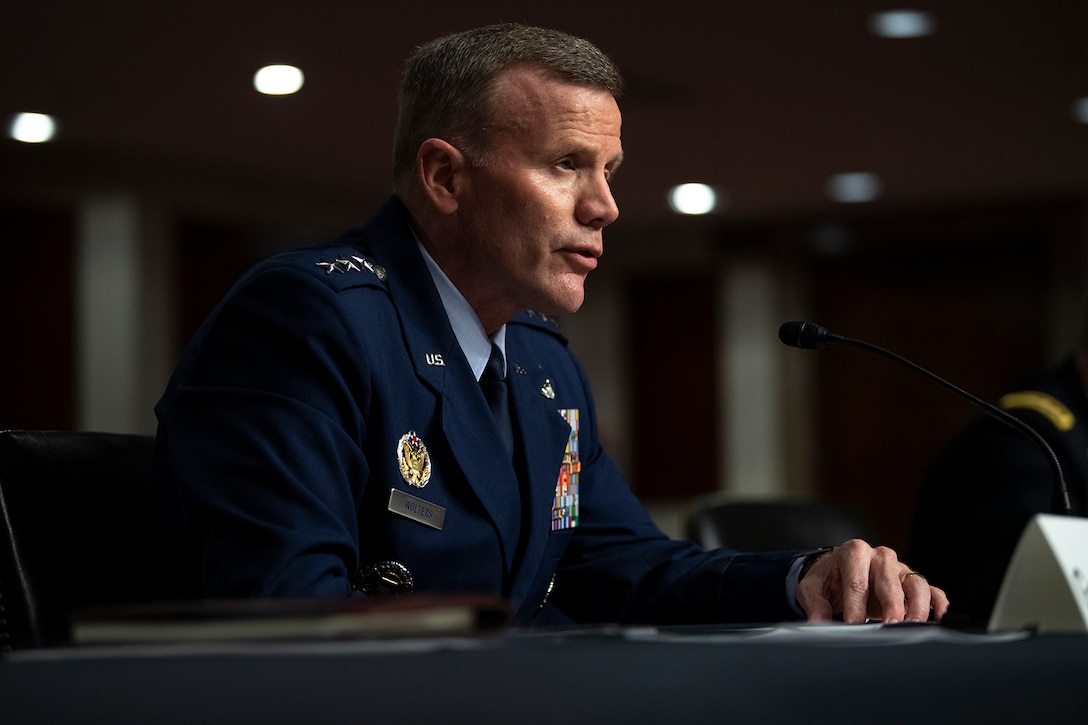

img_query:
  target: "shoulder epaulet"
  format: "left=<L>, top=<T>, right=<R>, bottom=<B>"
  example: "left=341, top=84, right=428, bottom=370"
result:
left=1000, top=390, right=1076, bottom=432
left=510, top=309, right=567, bottom=341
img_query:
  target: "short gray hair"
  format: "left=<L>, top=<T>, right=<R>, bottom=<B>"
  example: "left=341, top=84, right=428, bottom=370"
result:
left=392, top=23, right=623, bottom=192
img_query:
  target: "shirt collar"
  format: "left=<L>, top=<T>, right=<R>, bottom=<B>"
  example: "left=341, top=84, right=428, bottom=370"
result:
left=416, top=238, right=506, bottom=380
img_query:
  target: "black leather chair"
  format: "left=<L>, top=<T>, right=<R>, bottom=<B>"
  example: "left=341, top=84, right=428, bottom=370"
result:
left=686, top=496, right=878, bottom=552
left=0, top=429, right=158, bottom=649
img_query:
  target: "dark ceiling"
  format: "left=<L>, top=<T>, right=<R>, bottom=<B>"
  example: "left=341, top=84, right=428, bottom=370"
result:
left=3, top=1, right=1087, bottom=239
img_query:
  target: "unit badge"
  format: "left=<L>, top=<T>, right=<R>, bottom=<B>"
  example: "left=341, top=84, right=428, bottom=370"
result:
left=552, top=409, right=581, bottom=530
left=397, top=431, right=432, bottom=488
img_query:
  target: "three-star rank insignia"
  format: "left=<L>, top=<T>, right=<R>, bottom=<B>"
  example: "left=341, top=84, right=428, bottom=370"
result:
left=316, top=255, right=387, bottom=281
left=525, top=309, right=559, bottom=327
left=397, top=431, right=431, bottom=488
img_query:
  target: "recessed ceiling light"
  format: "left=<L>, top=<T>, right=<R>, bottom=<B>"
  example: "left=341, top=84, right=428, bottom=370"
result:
left=668, top=183, right=719, bottom=215
left=826, top=172, right=883, bottom=203
left=9, top=112, right=57, bottom=143
left=868, top=10, right=937, bottom=38
left=254, top=65, right=304, bottom=95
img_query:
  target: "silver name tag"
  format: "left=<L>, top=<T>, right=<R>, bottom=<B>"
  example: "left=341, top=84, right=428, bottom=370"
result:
left=388, top=488, right=446, bottom=530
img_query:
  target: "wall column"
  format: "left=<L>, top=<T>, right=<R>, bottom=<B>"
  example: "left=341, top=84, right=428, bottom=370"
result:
left=75, top=193, right=173, bottom=433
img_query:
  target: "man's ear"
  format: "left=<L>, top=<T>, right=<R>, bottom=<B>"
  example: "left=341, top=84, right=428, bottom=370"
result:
left=416, top=138, right=467, bottom=215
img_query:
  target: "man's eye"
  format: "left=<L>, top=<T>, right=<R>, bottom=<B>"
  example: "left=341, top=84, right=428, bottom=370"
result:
left=557, top=159, right=576, bottom=170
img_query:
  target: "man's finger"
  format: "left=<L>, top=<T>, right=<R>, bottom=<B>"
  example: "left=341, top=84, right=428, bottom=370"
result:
left=929, top=585, right=950, bottom=622
left=869, top=548, right=909, bottom=623
left=900, top=571, right=931, bottom=622
left=836, top=540, right=873, bottom=624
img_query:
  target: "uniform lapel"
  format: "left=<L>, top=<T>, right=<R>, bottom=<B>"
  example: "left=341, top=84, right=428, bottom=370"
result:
left=506, top=346, right=573, bottom=606
left=356, top=199, right=450, bottom=396
left=439, top=374, right=524, bottom=575
left=358, top=198, right=526, bottom=575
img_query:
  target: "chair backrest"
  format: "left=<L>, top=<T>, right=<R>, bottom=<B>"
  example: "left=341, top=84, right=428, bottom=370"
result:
left=0, top=429, right=157, bottom=649
left=686, top=497, right=879, bottom=552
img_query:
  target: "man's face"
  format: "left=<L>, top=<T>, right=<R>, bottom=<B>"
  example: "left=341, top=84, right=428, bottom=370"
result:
left=452, top=66, right=623, bottom=331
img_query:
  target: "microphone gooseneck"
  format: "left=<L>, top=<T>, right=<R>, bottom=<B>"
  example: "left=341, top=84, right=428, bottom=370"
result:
left=778, top=321, right=1073, bottom=516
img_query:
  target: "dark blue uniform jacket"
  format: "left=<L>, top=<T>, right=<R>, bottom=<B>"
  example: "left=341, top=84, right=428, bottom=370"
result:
left=154, top=197, right=806, bottom=625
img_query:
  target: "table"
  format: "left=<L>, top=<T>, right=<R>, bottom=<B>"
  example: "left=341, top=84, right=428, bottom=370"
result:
left=3, top=623, right=1085, bottom=724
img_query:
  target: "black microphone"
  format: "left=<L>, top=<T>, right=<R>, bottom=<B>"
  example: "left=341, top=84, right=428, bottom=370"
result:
left=778, top=321, right=1073, bottom=516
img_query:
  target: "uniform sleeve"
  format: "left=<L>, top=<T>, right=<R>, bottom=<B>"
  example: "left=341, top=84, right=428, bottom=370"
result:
left=543, top=355, right=803, bottom=625
left=156, top=265, right=374, bottom=598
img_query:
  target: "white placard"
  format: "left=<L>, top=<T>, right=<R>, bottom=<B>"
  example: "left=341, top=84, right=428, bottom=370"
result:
left=988, top=513, right=1088, bottom=633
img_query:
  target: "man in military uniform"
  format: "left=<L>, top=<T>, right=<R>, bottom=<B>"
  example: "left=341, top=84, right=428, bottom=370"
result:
left=910, top=337, right=1088, bottom=623
left=154, top=23, right=947, bottom=626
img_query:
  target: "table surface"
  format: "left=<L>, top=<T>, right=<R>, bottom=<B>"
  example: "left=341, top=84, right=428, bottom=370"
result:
left=3, top=622, right=1086, bottom=724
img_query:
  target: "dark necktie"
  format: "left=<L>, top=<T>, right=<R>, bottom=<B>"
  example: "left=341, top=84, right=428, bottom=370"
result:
left=480, top=342, right=514, bottom=457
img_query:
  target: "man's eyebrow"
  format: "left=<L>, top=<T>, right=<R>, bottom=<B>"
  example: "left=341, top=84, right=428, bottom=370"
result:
left=548, top=144, right=624, bottom=169
left=605, top=152, right=624, bottom=177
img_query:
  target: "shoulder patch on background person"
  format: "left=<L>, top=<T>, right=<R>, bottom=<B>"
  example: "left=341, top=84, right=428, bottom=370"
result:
left=1000, top=391, right=1076, bottom=432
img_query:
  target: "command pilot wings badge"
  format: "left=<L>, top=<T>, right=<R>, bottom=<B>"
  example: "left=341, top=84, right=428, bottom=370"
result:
left=397, top=431, right=432, bottom=488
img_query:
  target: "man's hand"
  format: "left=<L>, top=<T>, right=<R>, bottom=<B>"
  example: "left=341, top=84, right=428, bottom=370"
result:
left=796, top=539, right=950, bottom=624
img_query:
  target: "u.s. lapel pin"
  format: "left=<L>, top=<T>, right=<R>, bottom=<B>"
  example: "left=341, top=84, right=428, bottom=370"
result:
left=541, top=378, right=556, bottom=399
